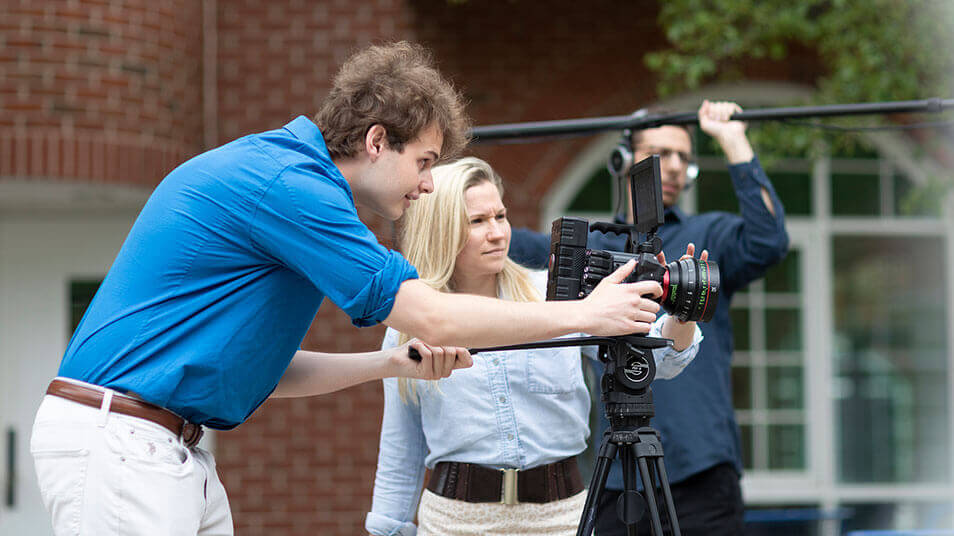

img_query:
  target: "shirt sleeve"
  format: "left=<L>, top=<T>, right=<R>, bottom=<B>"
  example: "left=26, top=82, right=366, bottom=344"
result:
left=707, top=157, right=790, bottom=293
left=366, top=329, right=427, bottom=536
left=249, top=167, right=418, bottom=327
left=650, top=314, right=704, bottom=380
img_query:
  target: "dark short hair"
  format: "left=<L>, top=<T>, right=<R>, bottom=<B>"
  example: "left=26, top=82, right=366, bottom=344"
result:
left=315, top=42, right=470, bottom=161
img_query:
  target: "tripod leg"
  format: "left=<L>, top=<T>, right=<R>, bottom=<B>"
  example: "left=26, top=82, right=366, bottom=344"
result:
left=619, top=446, right=642, bottom=536
left=653, top=458, right=681, bottom=536
left=637, top=454, right=665, bottom=536
left=577, top=436, right=617, bottom=536
left=647, top=455, right=659, bottom=492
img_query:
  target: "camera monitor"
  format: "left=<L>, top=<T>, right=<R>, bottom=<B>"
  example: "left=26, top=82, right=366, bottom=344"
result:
left=630, top=155, right=664, bottom=234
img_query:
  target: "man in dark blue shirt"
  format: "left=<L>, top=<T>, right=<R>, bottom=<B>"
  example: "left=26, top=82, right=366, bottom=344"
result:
left=31, top=43, right=666, bottom=536
left=513, top=100, right=789, bottom=536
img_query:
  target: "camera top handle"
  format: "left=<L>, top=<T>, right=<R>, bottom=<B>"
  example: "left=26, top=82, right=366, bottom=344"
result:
left=589, top=221, right=663, bottom=257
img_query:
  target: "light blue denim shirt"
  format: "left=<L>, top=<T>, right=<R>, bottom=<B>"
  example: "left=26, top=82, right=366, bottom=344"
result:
left=366, top=271, right=703, bottom=536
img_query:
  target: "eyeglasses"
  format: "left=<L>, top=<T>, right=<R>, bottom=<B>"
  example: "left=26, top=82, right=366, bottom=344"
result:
left=635, top=145, right=694, bottom=166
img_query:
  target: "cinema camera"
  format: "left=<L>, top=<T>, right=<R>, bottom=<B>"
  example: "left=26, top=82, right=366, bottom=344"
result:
left=546, top=155, right=720, bottom=323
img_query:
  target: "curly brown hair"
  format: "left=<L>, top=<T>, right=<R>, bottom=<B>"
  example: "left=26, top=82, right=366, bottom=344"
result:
left=314, top=42, right=470, bottom=162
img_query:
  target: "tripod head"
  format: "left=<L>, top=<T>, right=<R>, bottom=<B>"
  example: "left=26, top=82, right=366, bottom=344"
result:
left=597, top=334, right=668, bottom=429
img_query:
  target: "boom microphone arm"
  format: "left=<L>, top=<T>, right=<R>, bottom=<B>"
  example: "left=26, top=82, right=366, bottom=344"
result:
left=469, top=98, right=954, bottom=143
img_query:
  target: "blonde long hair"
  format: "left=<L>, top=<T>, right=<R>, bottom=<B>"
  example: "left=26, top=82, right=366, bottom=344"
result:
left=396, top=156, right=541, bottom=401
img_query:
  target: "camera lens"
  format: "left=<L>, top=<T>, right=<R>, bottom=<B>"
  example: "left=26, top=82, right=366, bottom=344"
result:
left=660, top=258, right=720, bottom=322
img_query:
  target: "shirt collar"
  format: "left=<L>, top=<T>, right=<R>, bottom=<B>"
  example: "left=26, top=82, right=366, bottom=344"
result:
left=282, top=115, right=356, bottom=203
left=284, top=115, right=331, bottom=156
left=665, top=205, right=687, bottom=223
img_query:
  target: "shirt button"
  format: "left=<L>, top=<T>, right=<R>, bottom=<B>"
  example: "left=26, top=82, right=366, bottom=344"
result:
left=507, top=433, right=514, bottom=441
left=493, top=358, right=499, bottom=365
left=499, top=396, right=506, bottom=403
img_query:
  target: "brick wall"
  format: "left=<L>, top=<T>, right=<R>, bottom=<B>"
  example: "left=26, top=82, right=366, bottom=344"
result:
left=215, top=0, right=417, bottom=143
left=0, top=0, right=204, bottom=186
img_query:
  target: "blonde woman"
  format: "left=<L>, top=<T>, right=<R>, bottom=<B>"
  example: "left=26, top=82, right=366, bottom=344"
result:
left=365, top=157, right=703, bottom=536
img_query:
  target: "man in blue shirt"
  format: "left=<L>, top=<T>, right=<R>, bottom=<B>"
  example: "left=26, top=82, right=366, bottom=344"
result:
left=30, top=42, right=666, bottom=536
left=512, top=100, right=789, bottom=536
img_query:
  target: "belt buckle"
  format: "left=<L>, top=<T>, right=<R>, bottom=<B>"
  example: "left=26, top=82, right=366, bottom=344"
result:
left=181, top=423, right=203, bottom=448
left=500, top=468, right=519, bottom=505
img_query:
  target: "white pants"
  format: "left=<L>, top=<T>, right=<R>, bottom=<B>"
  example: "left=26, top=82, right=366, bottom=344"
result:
left=30, top=387, right=233, bottom=536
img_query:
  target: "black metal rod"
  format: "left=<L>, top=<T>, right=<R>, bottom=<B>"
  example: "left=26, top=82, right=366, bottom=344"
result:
left=407, top=334, right=669, bottom=361
left=5, top=427, right=14, bottom=508
left=469, top=98, right=954, bottom=143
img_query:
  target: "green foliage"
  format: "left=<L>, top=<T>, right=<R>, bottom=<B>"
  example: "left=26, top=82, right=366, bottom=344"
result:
left=646, top=0, right=954, bottom=162
left=648, top=0, right=954, bottom=100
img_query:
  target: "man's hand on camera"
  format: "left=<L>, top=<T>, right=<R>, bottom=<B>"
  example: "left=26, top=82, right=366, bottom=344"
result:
left=698, top=100, right=754, bottom=164
left=389, top=339, right=473, bottom=380
left=581, top=259, right=662, bottom=336
left=656, top=242, right=709, bottom=265
left=657, top=243, right=708, bottom=328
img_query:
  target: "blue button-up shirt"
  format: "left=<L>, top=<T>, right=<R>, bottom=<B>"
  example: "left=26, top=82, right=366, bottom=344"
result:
left=59, top=116, right=418, bottom=429
left=508, top=157, right=788, bottom=489
left=366, top=271, right=703, bottom=536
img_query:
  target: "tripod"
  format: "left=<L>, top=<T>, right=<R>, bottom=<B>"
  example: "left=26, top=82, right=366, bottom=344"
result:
left=576, top=336, right=682, bottom=536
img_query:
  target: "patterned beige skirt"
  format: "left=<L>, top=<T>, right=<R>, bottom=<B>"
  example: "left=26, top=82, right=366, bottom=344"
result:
left=417, top=488, right=588, bottom=536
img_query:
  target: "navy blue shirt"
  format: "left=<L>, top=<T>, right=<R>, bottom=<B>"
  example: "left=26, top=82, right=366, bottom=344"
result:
left=509, top=228, right=550, bottom=269
left=510, top=157, right=788, bottom=487
left=59, top=116, right=419, bottom=429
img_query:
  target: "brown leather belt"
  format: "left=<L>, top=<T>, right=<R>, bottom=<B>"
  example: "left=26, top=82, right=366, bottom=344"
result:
left=426, top=457, right=583, bottom=505
left=46, top=379, right=204, bottom=448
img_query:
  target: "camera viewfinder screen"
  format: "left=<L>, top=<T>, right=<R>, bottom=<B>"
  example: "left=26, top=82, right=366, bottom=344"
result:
left=630, top=154, right=665, bottom=234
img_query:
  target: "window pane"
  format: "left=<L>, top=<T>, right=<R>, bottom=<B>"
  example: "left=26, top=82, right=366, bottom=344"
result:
left=70, top=280, right=101, bottom=336
left=765, top=309, right=801, bottom=351
left=733, top=366, right=752, bottom=410
left=695, top=170, right=738, bottom=213
left=764, top=249, right=800, bottom=294
left=831, top=173, right=880, bottom=215
left=768, top=424, right=805, bottom=470
left=767, top=366, right=803, bottom=410
left=696, top=134, right=722, bottom=157
left=833, top=235, right=950, bottom=484
left=568, top=168, right=614, bottom=212
left=894, top=173, right=942, bottom=218
left=767, top=171, right=812, bottom=216
left=740, top=423, right=755, bottom=471
left=731, top=307, right=751, bottom=351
